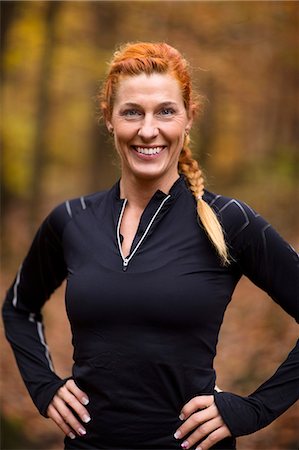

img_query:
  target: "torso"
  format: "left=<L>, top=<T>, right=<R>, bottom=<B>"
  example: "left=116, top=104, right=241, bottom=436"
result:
left=62, top=177, right=240, bottom=447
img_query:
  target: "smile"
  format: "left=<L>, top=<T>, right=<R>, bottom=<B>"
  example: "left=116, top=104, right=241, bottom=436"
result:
left=133, top=146, right=165, bottom=155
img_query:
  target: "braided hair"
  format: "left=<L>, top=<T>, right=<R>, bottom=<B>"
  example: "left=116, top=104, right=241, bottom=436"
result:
left=99, top=42, right=229, bottom=264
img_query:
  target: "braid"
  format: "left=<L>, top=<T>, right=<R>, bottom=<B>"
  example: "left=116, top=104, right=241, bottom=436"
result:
left=179, top=137, right=229, bottom=265
left=99, top=41, right=228, bottom=263
left=178, top=136, right=205, bottom=198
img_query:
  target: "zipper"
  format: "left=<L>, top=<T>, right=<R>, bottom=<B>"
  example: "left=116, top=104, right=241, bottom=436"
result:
left=117, top=195, right=171, bottom=271
left=123, top=258, right=129, bottom=271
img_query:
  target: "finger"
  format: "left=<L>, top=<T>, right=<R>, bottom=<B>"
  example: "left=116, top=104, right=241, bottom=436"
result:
left=47, top=403, right=76, bottom=440
left=178, top=417, right=223, bottom=449
left=175, top=403, right=217, bottom=440
left=65, top=379, right=90, bottom=405
left=180, top=395, right=214, bottom=421
left=195, top=425, right=231, bottom=450
left=57, top=384, right=91, bottom=424
left=52, top=395, right=87, bottom=437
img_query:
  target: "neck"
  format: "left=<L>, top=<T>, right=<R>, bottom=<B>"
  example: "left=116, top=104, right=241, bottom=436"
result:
left=119, top=173, right=179, bottom=209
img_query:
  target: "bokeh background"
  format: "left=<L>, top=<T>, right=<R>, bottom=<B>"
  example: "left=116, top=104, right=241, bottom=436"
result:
left=1, top=1, right=298, bottom=449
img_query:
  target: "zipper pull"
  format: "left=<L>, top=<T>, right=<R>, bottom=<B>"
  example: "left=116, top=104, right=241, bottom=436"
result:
left=123, top=258, right=129, bottom=271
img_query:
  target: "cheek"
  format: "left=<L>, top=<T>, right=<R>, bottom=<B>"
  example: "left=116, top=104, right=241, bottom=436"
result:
left=113, top=129, right=137, bottom=161
left=169, top=128, right=185, bottom=150
left=114, top=123, right=136, bottom=144
left=166, top=120, right=186, bottom=141
left=114, top=139, right=128, bottom=162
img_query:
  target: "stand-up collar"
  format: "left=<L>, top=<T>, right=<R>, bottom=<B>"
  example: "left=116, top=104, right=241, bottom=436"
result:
left=110, top=174, right=190, bottom=233
left=112, top=174, right=189, bottom=203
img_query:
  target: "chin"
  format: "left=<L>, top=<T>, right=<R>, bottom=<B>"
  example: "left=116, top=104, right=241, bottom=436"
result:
left=130, top=165, right=165, bottom=180
left=134, top=172, right=162, bottom=181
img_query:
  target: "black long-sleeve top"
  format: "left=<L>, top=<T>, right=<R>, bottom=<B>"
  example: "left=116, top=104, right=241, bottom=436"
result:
left=2, top=176, right=299, bottom=449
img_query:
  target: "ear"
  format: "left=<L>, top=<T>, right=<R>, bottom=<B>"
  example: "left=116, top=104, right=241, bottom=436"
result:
left=106, top=119, right=114, bottom=135
left=186, top=108, right=194, bottom=132
left=184, top=123, right=192, bottom=136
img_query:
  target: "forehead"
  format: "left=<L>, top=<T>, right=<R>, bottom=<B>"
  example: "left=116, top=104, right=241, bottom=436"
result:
left=114, top=73, right=183, bottom=106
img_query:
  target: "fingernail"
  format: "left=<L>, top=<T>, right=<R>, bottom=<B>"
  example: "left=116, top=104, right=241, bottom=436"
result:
left=181, top=441, right=189, bottom=449
left=174, top=430, right=181, bottom=439
left=83, top=414, right=91, bottom=423
left=196, top=447, right=202, bottom=450
left=82, top=396, right=89, bottom=405
left=78, top=427, right=86, bottom=435
left=179, top=413, right=185, bottom=420
left=68, top=432, right=76, bottom=440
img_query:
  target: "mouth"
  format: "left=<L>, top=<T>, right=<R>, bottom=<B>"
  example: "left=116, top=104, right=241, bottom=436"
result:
left=132, top=146, right=166, bottom=156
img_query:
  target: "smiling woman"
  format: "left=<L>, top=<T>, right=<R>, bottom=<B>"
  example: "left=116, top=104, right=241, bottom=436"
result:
left=101, top=43, right=228, bottom=265
left=107, top=73, right=192, bottom=189
left=2, top=42, right=298, bottom=450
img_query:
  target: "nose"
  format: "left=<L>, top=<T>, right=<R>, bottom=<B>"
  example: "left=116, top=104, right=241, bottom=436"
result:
left=137, top=115, right=159, bottom=141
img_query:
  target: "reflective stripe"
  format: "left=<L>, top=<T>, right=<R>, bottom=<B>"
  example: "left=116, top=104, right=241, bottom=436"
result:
left=12, top=265, right=22, bottom=308
left=80, top=196, right=86, bottom=210
left=117, top=195, right=171, bottom=269
left=29, top=313, right=36, bottom=323
left=36, top=321, right=54, bottom=372
left=117, top=199, right=128, bottom=262
left=65, top=200, right=72, bottom=217
left=13, top=271, right=55, bottom=372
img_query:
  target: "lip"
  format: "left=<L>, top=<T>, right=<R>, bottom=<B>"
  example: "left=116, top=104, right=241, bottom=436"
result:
left=131, top=145, right=166, bottom=158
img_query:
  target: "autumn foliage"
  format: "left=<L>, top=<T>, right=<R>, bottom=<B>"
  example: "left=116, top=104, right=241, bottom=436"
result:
left=1, top=1, right=298, bottom=449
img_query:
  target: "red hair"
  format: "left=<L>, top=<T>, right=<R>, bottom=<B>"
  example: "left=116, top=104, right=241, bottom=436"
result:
left=100, top=42, right=199, bottom=120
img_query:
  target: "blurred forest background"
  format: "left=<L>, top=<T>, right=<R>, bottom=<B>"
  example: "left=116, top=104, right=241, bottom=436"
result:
left=0, top=1, right=298, bottom=449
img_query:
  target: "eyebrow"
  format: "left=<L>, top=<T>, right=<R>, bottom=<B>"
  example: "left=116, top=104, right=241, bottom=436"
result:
left=121, top=101, right=178, bottom=108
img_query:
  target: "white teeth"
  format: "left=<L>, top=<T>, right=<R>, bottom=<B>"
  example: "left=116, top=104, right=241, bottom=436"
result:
left=135, top=146, right=163, bottom=155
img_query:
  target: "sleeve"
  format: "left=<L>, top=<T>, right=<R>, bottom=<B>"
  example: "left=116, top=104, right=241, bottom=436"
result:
left=212, top=198, right=299, bottom=437
left=2, top=203, right=71, bottom=417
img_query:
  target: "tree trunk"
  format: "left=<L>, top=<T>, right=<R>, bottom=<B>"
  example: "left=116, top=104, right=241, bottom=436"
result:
left=29, top=1, right=61, bottom=229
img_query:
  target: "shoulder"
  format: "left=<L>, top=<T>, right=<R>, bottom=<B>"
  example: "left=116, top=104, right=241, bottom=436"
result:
left=203, top=190, right=269, bottom=244
left=63, top=190, right=108, bottom=218
left=46, top=190, right=109, bottom=238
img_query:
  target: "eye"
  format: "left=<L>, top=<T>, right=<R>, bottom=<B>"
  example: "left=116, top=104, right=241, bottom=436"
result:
left=121, top=109, right=142, bottom=118
left=159, top=108, right=175, bottom=116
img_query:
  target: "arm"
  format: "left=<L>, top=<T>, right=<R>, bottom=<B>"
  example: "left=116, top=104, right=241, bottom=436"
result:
left=214, top=341, right=298, bottom=436
left=174, top=198, right=298, bottom=449
left=2, top=204, right=70, bottom=416
left=213, top=202, right=299, bottom=436
left=3, top=201, right=92, bottom=440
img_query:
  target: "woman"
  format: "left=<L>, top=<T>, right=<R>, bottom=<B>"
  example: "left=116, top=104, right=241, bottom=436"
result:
left=2, top=42, right=298, bottom=450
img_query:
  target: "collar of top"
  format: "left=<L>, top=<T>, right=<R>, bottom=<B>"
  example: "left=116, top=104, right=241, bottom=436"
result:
left=113, top=174, right=189, bottom=203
